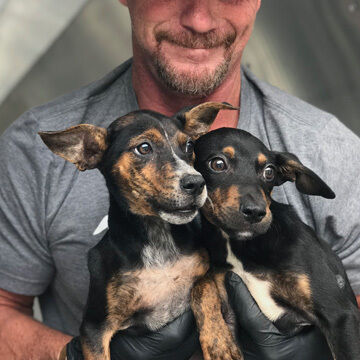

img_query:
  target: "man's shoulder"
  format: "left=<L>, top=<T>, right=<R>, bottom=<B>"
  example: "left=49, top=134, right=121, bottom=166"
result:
left=27, top=59, right=134, bottom=131
left=243, top=67, right=335, bottom=130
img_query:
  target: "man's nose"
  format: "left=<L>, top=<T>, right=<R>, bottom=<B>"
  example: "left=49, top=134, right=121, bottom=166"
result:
left=180, top=0, right=216, bottom=34
left=180, top=174, right=206, bottom=196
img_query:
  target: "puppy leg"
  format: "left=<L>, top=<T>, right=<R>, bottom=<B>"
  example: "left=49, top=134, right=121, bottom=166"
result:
left=316, top=303, right=360, bottom=360
left=80, top=320, right=118, bottom=360
left=191, top=272, right=243, bottom=360
left=80, top=283, right=139, bottom=360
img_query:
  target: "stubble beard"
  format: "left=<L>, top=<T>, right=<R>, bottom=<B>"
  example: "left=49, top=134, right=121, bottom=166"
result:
left=153, top=54, right=231, bottom=97
left=150, top=29, right=236, bottom=97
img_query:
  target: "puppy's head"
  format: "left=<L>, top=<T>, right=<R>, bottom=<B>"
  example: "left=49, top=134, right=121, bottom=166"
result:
left=39, top=102, right=237, bottom=225
left=194, top=128, right=335, bottom=239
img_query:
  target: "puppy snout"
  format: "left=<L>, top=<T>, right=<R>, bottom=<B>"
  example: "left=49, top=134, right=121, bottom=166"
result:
left=180, top=175, right=205, bottom=196
left=240, top=203, right=266, bottom=223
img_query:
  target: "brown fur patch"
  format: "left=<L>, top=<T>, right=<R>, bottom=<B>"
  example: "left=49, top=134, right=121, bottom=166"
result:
left=223, top=146, right=235, bottom=159
left=203, top=186, right=240, bottom=227
left=129, top=128, right=164, bottom=148
left=176, top=131, right=189, bottom=149
left=257, top=272, right=313, bottom=313
left=226, top=185, right=241, bottom=208
left=213, top=272, right=228, bottom=301
left=191, top=274, right=243, bottom=360
left=257, top=153, right=267, bottom=166
left=297, top=274, right=312, bottom=300
left=112, top=153, right=179, bottom=216
left=260, top=189, right=272, bottom=219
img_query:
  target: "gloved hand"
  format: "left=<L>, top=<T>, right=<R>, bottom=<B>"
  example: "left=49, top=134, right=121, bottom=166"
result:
left=225, top=272, right=333, bottom=360
left=65, top=310, right=199, bottom=360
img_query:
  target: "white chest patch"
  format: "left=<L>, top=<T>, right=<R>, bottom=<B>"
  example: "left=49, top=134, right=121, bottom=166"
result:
left=226, top=241, right=285, bottom=322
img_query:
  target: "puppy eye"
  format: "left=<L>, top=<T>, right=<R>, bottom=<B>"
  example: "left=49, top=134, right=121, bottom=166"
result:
left=135, top=142, right=152, bottom=155
left=263, top=165, right=275, bottom=182
left=185, top=140, right=195, bottom=154
left=209, top=157, right=227, bottom=172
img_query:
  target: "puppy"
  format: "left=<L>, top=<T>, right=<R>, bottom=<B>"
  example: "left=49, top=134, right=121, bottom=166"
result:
left=39, top=103, right=238, bottom=360
left=191, top=128, right=360, bottom=360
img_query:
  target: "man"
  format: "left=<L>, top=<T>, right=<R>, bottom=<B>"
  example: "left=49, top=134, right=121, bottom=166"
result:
left=0, top=0, right=359, bottom=359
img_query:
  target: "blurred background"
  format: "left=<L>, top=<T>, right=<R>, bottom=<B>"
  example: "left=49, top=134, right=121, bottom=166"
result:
left=1, top=0, right=360, bottom=136
left=0, top=0, right=359, bottom=320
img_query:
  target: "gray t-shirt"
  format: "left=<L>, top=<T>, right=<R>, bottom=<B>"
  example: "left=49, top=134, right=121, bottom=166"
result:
left=0, top=59, right=359, bottom=336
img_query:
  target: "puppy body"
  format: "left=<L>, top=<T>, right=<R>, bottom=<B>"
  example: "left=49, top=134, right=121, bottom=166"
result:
left=192, top=128, right=360, bottom=360
left=86, top=209, right=208, bottom=333
left=40, top=103, right=238, bottom=360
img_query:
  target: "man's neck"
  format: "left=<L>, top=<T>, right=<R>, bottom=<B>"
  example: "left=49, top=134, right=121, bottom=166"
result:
left=131, top=57, right=242, bottom=130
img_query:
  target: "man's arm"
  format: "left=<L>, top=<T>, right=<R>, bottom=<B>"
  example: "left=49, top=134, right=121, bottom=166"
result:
left=0, top=288, right=71, bottom=360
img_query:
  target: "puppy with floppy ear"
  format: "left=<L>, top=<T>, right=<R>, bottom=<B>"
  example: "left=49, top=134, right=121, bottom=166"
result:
left=39, top=103, right=239, bottom=360
left=191, top=128, right=360, bottom=360
left=273, top=151, right=335, bottom=198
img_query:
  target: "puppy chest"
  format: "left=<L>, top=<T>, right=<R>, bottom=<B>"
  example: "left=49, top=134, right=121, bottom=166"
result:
left=226, top=242, right=286, bottom=322
left=109, top=252, right=209, bottom=330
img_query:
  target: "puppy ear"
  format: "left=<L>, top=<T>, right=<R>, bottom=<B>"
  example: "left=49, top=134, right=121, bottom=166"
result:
left=39, top=124, right=108, bottom=171
left=175, top=102, right=239, bottom=138
left=274, top=152, right=335, bottom=199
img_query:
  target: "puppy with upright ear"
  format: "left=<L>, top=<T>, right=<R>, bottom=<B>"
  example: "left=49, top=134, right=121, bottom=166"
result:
left=39, top=124, right=107, bottom=171
left=39, top=102, right=238, bottom=171
left=38, top=103, right=243, bottom=360
left=273, top=151, right=335, bottom=199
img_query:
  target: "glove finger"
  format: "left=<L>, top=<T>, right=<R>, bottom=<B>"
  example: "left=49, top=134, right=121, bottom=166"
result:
left=282, top=326, right=332, bottom=360
left=111, top=310, right=199, bottom=360
left=227, top=272, right=333, bottom=359
left=225, top=272, right=284, bottom=343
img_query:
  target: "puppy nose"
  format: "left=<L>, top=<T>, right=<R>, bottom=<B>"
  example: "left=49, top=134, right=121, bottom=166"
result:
left=180, top=175, right=205, bottom=196
left=241, top=204, right=266, bottom=223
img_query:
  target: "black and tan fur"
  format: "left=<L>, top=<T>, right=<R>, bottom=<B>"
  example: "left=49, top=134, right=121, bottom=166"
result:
left=39, top=103, right=238, bottom=360
left=191, top=128, right=360, bottom=360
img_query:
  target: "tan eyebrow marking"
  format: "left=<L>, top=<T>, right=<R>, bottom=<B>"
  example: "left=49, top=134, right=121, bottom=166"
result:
left=222, top=146, right=235, bottom=159
left=129, top=128, right=164, bottom=147
left=257, top=153, right=267, bottom=166
left=176, top=131, right=189, bottom=148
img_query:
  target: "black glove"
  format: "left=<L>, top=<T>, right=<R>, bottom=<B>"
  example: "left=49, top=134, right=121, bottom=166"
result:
left=225, top=272, right=333, bottom=360
left=66, top=309, right=199, bottom=360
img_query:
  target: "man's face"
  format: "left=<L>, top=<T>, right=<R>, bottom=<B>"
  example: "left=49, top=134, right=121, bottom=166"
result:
left=121, top=0, right=261, bottom=96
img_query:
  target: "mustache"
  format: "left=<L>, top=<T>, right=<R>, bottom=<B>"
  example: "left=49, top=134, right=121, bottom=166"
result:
left=155, top=29, right=236, bottom=49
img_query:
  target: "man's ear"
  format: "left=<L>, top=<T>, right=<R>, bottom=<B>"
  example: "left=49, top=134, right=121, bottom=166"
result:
left=273, top=152, right=335, bottom=199
left=174, top=102, right=239, bottom=138
left=39, top=124, right=108, bottom=171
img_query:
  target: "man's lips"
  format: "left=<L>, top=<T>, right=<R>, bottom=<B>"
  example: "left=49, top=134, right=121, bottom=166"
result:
left=159, top=41, right=225, bottom=62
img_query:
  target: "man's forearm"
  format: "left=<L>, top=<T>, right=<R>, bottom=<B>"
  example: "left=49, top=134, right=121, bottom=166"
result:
left=0, top=307, right=71, bottom=360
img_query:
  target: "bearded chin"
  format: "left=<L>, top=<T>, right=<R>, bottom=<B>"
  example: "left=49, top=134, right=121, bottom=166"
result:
left=152, top=52, right=232, bottom=97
